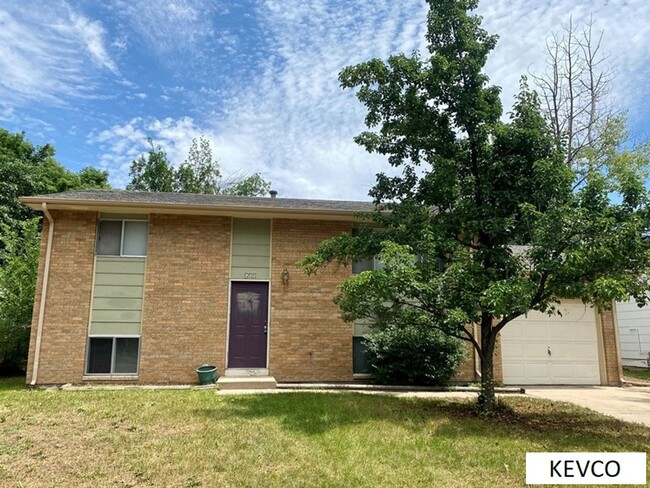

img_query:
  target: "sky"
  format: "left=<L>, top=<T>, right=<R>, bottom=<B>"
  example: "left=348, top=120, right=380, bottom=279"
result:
left=1, top=0, right=649, bottom=200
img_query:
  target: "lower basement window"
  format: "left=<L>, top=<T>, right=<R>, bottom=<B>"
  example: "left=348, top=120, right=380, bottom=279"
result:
left=86, top=337, right=140, bottom=374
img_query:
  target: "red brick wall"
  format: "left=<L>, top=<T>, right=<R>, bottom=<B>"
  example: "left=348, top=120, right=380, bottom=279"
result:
left=26, top=210, right=97, bottom=384
left=138, top=214, right=231, bottom=383
left=269, top=219, right=353, bottom=382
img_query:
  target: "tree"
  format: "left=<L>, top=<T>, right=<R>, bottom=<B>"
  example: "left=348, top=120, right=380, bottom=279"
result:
left=299, top=0, right=650, bottom=414
left=128, top=135, right=272, bottom=196
left=0, top=128, right=111, bottom=372
left=126, top=138, right=174, bottom=192
left=174, top=136, right=221, bottom=193
left=222, top=172, right=271, bottom=197
left=0, top=218, right=39, bottom=372
left=531, top=18, right=618, bottom=184
left=78, top=166, right=110, bottom=190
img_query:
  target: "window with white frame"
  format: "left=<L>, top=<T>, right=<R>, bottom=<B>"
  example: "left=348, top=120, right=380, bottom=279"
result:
left=86, top=337, right=140, bottom=374
left=96, top=220, right=148, bottom=256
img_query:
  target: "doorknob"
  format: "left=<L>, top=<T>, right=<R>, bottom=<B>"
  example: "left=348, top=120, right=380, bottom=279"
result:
left=263, top=325, right=268, bottom=334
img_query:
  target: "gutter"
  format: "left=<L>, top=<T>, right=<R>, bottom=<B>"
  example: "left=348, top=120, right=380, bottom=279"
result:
left=18, top=197, right=376, bottom=221
left=30, top=203, right=54, bottom=386
left=473, top=322, right=482, bottom=380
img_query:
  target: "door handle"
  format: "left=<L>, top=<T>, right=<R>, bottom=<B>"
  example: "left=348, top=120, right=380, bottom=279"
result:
left=263, top=325, right=268, bottom=334
left=547, top=346, right=551, bottom=357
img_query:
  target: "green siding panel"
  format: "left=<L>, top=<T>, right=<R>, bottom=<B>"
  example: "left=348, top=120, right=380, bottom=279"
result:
left=232, top=232, right=271, bottom=245
left=231, top=267, right=270, bottom=280
left=95, top=257, right=146, bottom=274
left=233, top=218, right=271, bottom=234
left=231, top=243, right=270, bottom=257
left=231, top=255, right=271, bottom=268
left=94, top=273, right=145, bottom=286
left=92, top=297, right=143, bottom=311
left=231, top=218, right=270, bottom=280
left=92, top=309, right=142, bottom=322
left=89, top=322, right=141, bottom=335
left=93, top=285, right=144, bottom=299
left=91, top=256, right=145, bottom=335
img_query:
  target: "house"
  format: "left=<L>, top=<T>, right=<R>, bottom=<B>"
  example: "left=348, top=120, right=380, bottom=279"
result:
left=615, top=299, right=650, bottom=368
left=20, top=190, right=622, bottom=387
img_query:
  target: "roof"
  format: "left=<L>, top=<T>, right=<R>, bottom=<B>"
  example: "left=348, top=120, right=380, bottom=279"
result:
left=20, top=190, right=376, bottom=220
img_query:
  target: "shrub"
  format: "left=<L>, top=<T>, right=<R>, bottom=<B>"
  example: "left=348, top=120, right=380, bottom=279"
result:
left=365, top=325, right=466, bottom=386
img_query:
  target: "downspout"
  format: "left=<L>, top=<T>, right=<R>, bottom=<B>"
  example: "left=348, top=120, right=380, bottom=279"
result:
left=473, top=323, right=481, bottom=380
left=30, top=203, right=54, bottom=386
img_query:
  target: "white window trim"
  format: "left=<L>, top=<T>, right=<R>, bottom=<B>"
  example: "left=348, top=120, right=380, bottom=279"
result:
left=97, top=218, right=148, bottom=258
left=85, top=335, right=141, bottom=376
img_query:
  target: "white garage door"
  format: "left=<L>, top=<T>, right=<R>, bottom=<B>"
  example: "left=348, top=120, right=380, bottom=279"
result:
left=501, top=300, right=601, bottom=385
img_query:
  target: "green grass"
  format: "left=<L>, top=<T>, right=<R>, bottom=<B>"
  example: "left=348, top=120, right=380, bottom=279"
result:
left=0, top=378, right=648, bottom=487
left=0, top=376, right=26, bottom=392
left=623, top=367, right=650, bottom=382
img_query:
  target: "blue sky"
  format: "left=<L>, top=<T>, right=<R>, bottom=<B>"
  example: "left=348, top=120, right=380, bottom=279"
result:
left=1, top=0, right=649, bottom=200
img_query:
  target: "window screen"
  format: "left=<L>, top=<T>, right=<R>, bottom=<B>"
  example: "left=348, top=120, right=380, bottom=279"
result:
left=86, top=337, right=140, bottom=374
left=97, top=221, right=122, bottom=255
left=353, top=337, right=370, bottom=374
left=122, top=221, right=148, bottom=256
left=114, top=338, right=139, bottom=373
left=87, top=337, right=113, bottom=373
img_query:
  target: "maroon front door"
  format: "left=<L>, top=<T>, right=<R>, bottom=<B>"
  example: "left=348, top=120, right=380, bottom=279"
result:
left=228, top=282, right=269, bottom=368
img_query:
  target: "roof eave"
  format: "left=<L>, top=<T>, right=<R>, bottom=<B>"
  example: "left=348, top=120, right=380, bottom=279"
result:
left=18, top=196, right=372, bottom=222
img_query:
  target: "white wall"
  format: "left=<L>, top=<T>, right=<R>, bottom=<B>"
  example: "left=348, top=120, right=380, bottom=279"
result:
left=616, top=299, right=650, bottom=368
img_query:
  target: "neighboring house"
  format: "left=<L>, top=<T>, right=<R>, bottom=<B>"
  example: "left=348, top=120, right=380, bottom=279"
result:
left=20, top=190, right=622, bottom=387
left=615, top=299, right=650, bottom=368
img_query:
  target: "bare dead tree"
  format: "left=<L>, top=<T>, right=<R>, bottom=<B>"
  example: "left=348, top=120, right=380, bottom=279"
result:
left=532, top=17, right=619, bottom=186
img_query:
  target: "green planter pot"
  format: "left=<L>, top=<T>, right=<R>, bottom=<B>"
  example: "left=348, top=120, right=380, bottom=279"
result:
left=196, top=365, right=217, bottom=385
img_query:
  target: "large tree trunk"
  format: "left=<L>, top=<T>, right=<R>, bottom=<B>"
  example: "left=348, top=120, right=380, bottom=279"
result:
left=478, top=313, right=497, bottom=414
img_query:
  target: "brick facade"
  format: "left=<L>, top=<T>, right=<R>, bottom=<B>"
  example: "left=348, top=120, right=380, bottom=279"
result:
left=598, top=309, right=623, bottom=385
left=26, top=210, right=96, bottom=384
left=25, top=209, right=621, bottom=386
left=270, top=219, right=353, bottom=381
left=138, top=214, right=231, bottom=383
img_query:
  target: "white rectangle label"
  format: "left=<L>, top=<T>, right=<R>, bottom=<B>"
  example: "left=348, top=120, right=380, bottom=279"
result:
left=526, top=452, right=646, bottom=485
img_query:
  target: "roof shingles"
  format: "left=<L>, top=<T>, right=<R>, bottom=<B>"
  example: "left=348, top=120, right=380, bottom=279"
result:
left=21, top=190, right=376, bottom=214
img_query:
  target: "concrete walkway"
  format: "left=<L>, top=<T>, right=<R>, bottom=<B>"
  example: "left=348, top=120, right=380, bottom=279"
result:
left=526, top=386, right=650, bottom=427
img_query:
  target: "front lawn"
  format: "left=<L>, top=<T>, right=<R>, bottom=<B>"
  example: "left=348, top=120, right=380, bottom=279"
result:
left=1, top=378, right=648, bottom=487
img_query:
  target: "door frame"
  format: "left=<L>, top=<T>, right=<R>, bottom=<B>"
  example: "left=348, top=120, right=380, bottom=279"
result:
left=225, top=280, right=271, bottom=370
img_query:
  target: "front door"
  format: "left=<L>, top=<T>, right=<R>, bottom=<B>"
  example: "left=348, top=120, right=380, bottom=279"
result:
left=228, top=282, right=269, bottom=368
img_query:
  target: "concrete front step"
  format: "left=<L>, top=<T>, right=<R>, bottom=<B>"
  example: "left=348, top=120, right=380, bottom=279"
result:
left=216, top=376, right=277, bottom=390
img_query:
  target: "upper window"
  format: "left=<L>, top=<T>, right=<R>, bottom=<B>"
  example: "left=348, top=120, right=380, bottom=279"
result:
left=97, top=220, right=148, bottom=256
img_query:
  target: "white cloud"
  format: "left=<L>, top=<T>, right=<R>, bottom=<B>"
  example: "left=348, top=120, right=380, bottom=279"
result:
left=478, top=0, right=650, bottom=115
left=203, top=0, right=650, bottom=199
left=88, top=0, right=650, bottom=200
left=67, top=12, right=119, bottom=74
left=111, top=0, right=216, bottom=56
left=87, top=117, right=202, bottom=188
left=0, top=2, right=119, bottom=106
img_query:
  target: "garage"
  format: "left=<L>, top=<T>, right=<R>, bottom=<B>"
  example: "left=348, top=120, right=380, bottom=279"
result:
left=500, top=300, right=602, bottom=385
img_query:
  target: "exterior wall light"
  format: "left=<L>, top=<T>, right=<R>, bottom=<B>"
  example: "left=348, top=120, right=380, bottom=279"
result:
left=281, top=268, right=290, bottom=289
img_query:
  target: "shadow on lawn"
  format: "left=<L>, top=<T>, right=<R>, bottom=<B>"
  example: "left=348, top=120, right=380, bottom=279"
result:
left=194, top=392, right=650, bottom=451
left=0, top=376, right=26, bottom=392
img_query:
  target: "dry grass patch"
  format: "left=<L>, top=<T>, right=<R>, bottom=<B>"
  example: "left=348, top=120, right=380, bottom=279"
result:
left=0, top=379, right=648, bottom=487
